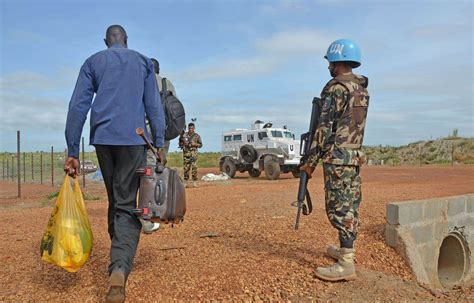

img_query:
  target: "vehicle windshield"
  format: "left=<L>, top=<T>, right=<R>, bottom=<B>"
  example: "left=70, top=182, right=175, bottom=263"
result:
left=270, top=131, right=283, bottom=138
left=283, top=131, right=293, bottom=139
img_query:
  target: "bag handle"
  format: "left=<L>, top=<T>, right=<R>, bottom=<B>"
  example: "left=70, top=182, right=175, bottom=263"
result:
left=154, top=179, right=166, bottom=206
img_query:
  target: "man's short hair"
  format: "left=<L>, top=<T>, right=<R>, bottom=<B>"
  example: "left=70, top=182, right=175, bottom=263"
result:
left=188, top=123, right=195, bottom=128
left=106, top=25, right=127, bottom=39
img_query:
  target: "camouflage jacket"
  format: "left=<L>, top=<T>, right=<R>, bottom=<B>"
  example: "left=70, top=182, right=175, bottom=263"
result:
left=180, top=132, right=203, bottom=157
left=309, top=73, right=369, bottom=166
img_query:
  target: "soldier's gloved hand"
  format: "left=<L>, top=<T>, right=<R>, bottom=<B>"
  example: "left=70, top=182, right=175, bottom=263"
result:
left=299, top=163, right=315, bottom=178
left=156, top=150, right=167, bottom=166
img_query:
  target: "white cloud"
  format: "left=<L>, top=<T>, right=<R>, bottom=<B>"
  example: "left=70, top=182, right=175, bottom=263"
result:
left=0, top=93, right=68, bottom=131
left=174, top=28, right=334, bottom=82
left=410, top=23, right=472, bottom=38
left=0, top=69, right=77, bottom=92
left=177, top=56, right=281, bottom=81
left=0, top=72, right=57, bottom=91
left=256, top=29, right=331, bottom=55
left=0, top=63, right=88, bottom=151
left=6, top=29, right=44, bottom=44
left=260, top=0, right=307, bottom=14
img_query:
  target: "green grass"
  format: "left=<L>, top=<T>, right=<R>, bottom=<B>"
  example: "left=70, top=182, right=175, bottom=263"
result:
left=166, top=152, right=221, bottom=168
left=47, top=191, right=59, bottom=199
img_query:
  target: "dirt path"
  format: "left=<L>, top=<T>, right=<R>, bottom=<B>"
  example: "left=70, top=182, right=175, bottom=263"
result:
left=0, top=165, right=473, bottom=301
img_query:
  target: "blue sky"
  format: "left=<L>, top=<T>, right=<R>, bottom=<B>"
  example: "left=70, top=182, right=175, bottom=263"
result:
left=1, top=0, right=473, bottom=152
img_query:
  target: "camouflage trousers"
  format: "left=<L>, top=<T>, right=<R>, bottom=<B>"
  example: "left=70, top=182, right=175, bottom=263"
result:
left=323, top=163, right=362, bottom=249
left=183, top=157, right=198, bottom=181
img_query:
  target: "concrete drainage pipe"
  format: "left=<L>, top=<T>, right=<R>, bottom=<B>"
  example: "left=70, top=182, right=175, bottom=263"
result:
left=437, top=231, right=470, bottom=287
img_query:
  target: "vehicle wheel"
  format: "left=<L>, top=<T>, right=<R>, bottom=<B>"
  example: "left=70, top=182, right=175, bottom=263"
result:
left=248, top=168, right=261, bottom=178
left=222, top=158, right=237, bottom=178
left=291, top=170, right=301, bottom=178
left=264, top=160, right=280, bottom=180
left=240, top=145, right=258, bottom=163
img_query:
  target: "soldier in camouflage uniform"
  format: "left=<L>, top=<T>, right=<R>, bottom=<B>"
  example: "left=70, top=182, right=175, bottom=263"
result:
left=300, top=39, right=369, bottom=281
left=180, top=123, right=203, bottom=186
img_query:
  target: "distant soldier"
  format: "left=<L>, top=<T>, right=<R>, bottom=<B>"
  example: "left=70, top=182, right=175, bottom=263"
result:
left=179, top=122, right=203, bottom=186
left=300, top=39, right=370, bottom=281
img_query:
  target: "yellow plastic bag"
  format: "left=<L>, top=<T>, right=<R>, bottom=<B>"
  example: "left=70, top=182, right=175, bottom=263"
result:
left=40, top=175, right=93, bottom=272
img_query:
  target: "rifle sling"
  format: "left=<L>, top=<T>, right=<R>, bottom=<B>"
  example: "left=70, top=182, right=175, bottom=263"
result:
left=161, top=77, right=168, bottom=92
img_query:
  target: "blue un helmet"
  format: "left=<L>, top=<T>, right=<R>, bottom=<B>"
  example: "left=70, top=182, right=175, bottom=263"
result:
left=324, top=39, right=361, bottom=68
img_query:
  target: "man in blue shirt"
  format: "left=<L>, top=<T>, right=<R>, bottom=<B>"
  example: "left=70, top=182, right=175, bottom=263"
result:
left=64, top=25, right=165, bottom=303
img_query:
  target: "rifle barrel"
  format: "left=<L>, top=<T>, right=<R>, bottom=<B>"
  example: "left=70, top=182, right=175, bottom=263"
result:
left=135, top=127, right=158, bottom=156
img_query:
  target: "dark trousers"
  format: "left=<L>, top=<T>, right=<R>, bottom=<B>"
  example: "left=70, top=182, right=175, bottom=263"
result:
left=95, top=145, right=146, bottom=277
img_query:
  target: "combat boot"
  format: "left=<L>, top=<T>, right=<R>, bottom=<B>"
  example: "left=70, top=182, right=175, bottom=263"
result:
left=106, top=268, right=126, bottom=303
left=326, top=244, right=356, bottom=261
left=315, top=248, right=356, bottom=281
left=326, top=244, right=340, bottom=260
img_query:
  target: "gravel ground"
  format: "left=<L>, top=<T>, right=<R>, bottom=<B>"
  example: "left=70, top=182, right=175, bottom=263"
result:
left=0, top=165, right=473, bottom=302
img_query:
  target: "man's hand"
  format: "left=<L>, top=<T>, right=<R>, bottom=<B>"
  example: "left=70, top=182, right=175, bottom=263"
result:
left=157, top=150, right=167, bottom=166
left=64, top=157, right=80, bottom=178
left=299, top=163, right=315, bottom=178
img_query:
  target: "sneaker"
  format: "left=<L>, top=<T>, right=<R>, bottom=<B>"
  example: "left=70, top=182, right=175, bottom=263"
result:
left=141, top=219, right=160, bottom=234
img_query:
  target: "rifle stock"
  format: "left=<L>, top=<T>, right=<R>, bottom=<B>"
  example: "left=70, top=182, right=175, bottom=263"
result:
left=294, top=97, right=321, bottom=230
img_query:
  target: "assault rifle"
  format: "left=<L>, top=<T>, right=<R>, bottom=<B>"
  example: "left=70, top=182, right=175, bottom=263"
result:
left=178, top=130, right=188, bottom=149
left=293, top=97, right=322, bottom=230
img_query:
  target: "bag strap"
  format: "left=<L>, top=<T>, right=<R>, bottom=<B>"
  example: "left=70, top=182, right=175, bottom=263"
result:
left=161, top=77, right=168, bottom=92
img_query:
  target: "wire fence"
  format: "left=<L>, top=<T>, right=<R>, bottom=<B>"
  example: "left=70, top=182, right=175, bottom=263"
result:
left=0, top=150, right=97, bottom=184
left=1, top=132, right=96, bottom=197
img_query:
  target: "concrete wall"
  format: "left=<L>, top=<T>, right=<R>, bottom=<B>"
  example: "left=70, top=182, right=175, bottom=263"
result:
left=385, top=194, right=474, bottom=288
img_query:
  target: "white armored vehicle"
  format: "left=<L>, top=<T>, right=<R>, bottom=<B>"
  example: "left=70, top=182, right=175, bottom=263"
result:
left=219, top=121, right=301, bottom=180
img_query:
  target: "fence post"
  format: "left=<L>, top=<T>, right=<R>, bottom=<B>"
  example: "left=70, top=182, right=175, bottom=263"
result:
left=51, top=146, right=54, bottom=187
left=23, top=152, right=26, bottom=183
left=31, top=153, right=34, bottom=181
left=40, top=152, right=43, bottom=184
left=17, top=130, right=21, bottom=198
left=82, top=137, right=86, bottom=188
left=11, top=156, right=14, bottom=181
left=2, top=157, right=4, bottom=179
left=6, top=157, right=9, bottom=181
left=451, top=143, right=455, bottom=166
left=418, top=145, right=422, bottom=167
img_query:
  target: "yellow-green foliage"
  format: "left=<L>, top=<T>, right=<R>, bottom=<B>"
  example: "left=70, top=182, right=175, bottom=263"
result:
left=166, top=152, right=221, bottom=168
left=363, top=138, right=474, bottom=165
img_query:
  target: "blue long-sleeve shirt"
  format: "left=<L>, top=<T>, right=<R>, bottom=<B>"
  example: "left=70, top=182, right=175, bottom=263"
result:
left=65, top=44, right=165, bottom=158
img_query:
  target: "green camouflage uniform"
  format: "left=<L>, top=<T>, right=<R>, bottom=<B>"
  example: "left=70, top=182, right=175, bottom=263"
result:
left=180, top=132, right=203, bottom=181
left=308, top=73, right=369, bottom=249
